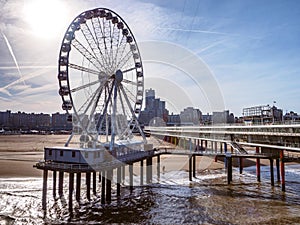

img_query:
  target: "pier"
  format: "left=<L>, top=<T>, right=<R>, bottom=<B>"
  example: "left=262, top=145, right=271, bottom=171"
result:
left=34, top=124, right=300, bottom=211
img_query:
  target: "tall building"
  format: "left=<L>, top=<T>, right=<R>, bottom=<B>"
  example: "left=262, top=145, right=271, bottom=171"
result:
left=139, top=88, right=168, bottom=126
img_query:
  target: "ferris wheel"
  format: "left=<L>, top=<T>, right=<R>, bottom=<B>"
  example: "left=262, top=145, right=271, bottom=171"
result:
left=57, top=8, right=145, bottom=149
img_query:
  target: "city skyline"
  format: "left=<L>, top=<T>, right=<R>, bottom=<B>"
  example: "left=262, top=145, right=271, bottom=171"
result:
left=1, top=0, right=300, bottom=115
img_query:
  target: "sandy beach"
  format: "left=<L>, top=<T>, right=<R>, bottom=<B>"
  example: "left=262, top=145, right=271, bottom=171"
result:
left=0, top=135, right=69, bottom=177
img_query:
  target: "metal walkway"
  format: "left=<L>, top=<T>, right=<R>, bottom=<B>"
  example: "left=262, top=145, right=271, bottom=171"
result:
left=145, top=124, right=300, bottom=152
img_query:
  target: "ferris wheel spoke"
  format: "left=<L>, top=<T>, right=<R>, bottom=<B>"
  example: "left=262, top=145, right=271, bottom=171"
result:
left=111, top=36, right=125, bottom=70
left=69, top=63, right=102, bottom=76
left=80, top=23, right=109, bottom=70
left=96, top=81, right=114, bottom=133
left=116, top=50, right=133, bottom=70
left=118, top=87, right=127, bottom=117
left=122, top=67, right=137, bottom=73
left=119, top=84, right=145, bottom=140
left=101, top=18, right=112, bottom=69
left=85, top=82, right=107, bottom=130
left=117, top=87, right=129, bottom=139
left=71, top=39, right=104, bottom=71
left=119, top=84, right=137, bottom=116
left=122, top=79, right=137, bottom=86
left=77, top=84, right=102, bottom=114
left=122, top=85, right=138, bottom=102
left=70, top=79, right=101, bottom=93
left=110, top=25, right=121, bottom=69
left=91, top=18, right=111, bottom=69
left=75, top=84, right=105, bottom=135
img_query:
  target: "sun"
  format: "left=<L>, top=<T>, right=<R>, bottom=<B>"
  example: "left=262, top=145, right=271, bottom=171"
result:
left=23, top=0, right=69, bottom=39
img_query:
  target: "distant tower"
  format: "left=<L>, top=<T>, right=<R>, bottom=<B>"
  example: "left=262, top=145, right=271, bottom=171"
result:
left=145, top=88, right=155, bottom=109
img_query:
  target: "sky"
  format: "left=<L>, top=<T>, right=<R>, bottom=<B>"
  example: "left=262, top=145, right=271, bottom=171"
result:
left=0, top=0, right=300, bottom=116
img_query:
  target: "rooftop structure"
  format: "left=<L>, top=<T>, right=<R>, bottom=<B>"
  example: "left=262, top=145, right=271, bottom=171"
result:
left=243, top=105, right=283, bottom=124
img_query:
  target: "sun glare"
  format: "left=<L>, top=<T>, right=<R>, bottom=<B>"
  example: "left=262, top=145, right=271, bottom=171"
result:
left=23, top=0, right=69, bottom=39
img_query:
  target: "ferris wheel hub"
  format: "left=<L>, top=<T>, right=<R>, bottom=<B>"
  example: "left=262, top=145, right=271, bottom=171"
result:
left=115, top=69, right=123, bottom=83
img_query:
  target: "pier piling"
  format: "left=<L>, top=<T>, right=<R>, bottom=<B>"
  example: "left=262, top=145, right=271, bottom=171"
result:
left=68, top=173, right=74, bottom=212
left=280, top=150, right=285, bottom=192
left=140, top=160, right=144, bottom=185
left=42, top=170, right=48, bottom=210
left=146, top=157, right=152, bottom=184
left=58, top=171, right=64, bottom=196
left=227, top=156, right=232, bottom=184
left=239, top=157, right=243, bottom=174
left=157, top=155, right=160, bottom=181
left=53, top=171, right=56, bottom=198
left=276, top=159, right=280, bottom=182
left=106, top=170, right=112, bottom=203
left=76, top=173, right=81, bottom=202
left=93, top=172, right=96, bottom=195
left=270, top=159, right=274, bottom=186
left=86, top=172, right=91, bottom=200
left=189, top=156, right=192, bottom=181
left=256, top=147, right=261, bottom=182
left=129, top=163, right=133, bottom=191
left=101, top=172, right=106, bottom=204
left=193, top=155, right=196, bottom=178
left=117, top=167, right=121, bottom=196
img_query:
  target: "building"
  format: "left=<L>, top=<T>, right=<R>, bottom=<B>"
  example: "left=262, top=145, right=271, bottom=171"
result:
left=283, top=111, right=300, bottom=123
left=167, top=113, right=181, bottom=126
left=51, top=112, right=72, bottom=131
left=242, top=105, right=283, bottom=124
left=212, top=110, right=234, bottom=124
left=139, top=88, right=168, bottom=126
left=0, top=110, right=12, bottom=129
left=202, top=113, right=212, bottom=125
left=179, top=107, right=202, bottom=126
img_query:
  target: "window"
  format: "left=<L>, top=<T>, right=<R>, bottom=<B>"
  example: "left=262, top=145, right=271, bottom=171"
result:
left=60, top=150, right=63, bottom=157
left=49, top=150, right=52, bottom=156
left=72, top=151, right=76, bottom=158
left=84, top=152, right=88, bottom=158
